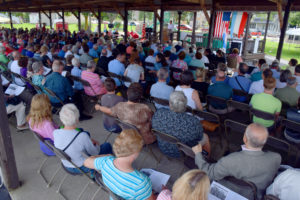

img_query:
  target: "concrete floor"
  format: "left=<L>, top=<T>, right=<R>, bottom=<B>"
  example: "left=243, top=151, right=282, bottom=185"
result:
left=8, top=111, right=204, bottom=200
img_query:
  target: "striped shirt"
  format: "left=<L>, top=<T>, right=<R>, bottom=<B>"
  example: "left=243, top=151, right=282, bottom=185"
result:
left=81, top=70, right=106, bottom=96
left=157, top=189, right=172, bottom=200
left=94, top=156, right=152, bottom=200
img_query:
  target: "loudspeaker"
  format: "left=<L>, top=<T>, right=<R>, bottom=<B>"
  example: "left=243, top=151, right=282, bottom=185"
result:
left=108, top=24, right=114, bottom=29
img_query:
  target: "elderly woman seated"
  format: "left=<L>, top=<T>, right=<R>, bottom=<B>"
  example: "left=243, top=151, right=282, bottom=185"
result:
left=84, top=129, right=155, bottom=200
left=152, top=91, right=210, bottom=158
left=81, top=60, right=107, bottom=98
left=95, top=83, right=156, bottom=144
left=53, top=104, right=112, bottom=174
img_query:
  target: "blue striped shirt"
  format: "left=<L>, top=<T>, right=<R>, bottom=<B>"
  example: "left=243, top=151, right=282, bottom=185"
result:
left=94, top=156, right=152, bottom=200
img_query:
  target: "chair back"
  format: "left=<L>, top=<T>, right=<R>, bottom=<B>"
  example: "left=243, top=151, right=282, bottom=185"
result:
left=232, top=89, right=250, bottom=102
left=194, top=110, right=220, bottom=124
left=10, top=71, right=27, bottom=85
left=44, top=87, right=65, bottom=106
left=188, top=65, right=198, bottom=71
left=177, top=142, right=195, bottom=159
left=152, top=129, right=179, bottom=144
left=281, top=118, right=300, bottom=133
left=263, top=136, right=291, bottom=163
left=227, top=100, right=250, bottom=112
left=264, top=195, right=280, bottom=200
left=144, top=62, right=155, bottom=67
left=224, top=119, right=247, bottom=149
left=219, top=176, right=258, bottom=200
left=250, top=108, right=276, bottom=121
left=115, top=118, right=139, bottom=131
left=108, top=72, right=131, bottom=82
left=150, top=96, right=169, bottom=106
left=206, top=95, right=227, bottom=109
left=224, top=119, right=247, bottom=135
left=69, top=75, right=91, bottom=87
left=169, top=66, right=183, bottom=73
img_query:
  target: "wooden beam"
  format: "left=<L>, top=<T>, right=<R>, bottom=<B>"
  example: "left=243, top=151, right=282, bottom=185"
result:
left=71, top=11, right=79, bottom=19
left=90, top=10, right=98, bottom=18
left=42, top=10, right=49, bottom=18
left=123, top=4, right=128, bottom=42
left=153, top=11, right=157, bottom=41
left=38, top=11, right=42, bottom=28
left=0, top=77, right=20, bottom=190
left=191, top=11, right=197, bottom=44
left=242, top=13, right=252, bottom=56
left=276, top=0, right=293, bottom=60
left=114, top=4, right=125, bottom=20
left=98, top=8, right=101, bottom=33
left=78, top=8, right=81, bottom=31
left=207, top=1, right=215, bottom=48
left=262, top=12, right=271, bottom=52
left=277, top=0, right=283, bottom=29
left=200, top=0, right=210, bottom=23
left=160, top=5, right=164, bottom=43
left=62, top=9, right=65, bottom=31
left=49, top=10, right=52, bottom=29
left=55, top=11, right=62, bottom=18
left=9, top=11, right=12, bottom=29
left=177, top=11, right=182, bottom=41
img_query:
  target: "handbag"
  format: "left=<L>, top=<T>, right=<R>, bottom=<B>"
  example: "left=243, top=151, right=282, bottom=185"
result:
left=201, top=120, right=219, bottom=132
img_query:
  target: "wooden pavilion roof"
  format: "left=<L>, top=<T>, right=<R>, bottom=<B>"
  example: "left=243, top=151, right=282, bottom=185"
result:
left=0, top=0, right=300, bottom=12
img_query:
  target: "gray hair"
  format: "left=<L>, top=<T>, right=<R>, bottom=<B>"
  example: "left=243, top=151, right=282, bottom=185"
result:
left=32, top=61, right=43, bottom=73
left=87, top=60, right=96, bottom=69
left=52, top=60, right=63, bottom=72
left=157, top=68, right=169, bottom=80
left=245, top=123, right=268, bottom=149
left=261, top=63, right=269, bottom=71
left=287, top=76, right=297, bottom=86
left=71, top=46, right=79, bottom=54
left=59, top=104, right=80, bottom=127
left=71, top=57, right=80, bottom=67
left=169, top=91, right=187, bottom=113
left=280, top=69, right=292, bottom=83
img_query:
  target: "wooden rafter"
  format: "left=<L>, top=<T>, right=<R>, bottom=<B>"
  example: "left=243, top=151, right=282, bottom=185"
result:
left=90, top=9, right=99, bottom=18
left=41, top=10, right=49, bottom=18
left=277, top=0, right=284, bottom=29
left=113, top=4, right=125, bottom=20
left=55, top=11, right=62, bottom=18
left=200, top=0, right=210, bottom=23
left=71, top=10, right=79, bottom=19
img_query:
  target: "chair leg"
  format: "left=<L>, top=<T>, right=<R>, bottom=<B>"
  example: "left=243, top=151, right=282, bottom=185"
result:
left=77, top=181, right=90, bottom=200
left=147, top=145, right=159, bottom=163
left=92, top=187, right=102, bottom=200
left=56, top=173, right=68, bottom=193
left=38, top=157, right=49, bottom=184
left=47, top=164, right=62, bottom=188
left=104, top=132, right=112, bottom=143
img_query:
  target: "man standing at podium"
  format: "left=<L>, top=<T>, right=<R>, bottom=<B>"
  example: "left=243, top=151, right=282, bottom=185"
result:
left=168, top=20, right=175, bottom=41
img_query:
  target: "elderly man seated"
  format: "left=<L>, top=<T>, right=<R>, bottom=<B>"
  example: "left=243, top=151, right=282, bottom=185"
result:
left=152, top=91, right=210, bottom=158
left=44, top=60, right=74, bottom=106
left=192, top=123, right=281, bottom=199
left=81, top=60, right=107, bottom=98
left=150, top=68, right=174, bottom=109
left=79, top=44, right=93, bottom=65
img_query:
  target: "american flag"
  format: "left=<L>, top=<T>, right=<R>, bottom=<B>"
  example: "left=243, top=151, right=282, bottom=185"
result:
left=214, top=12, right=231, bottom=38
left=141, top=22, right=146, bottom=38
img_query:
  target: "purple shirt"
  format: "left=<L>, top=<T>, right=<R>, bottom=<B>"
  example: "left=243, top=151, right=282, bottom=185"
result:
left=29, top=119, right=58, bottom=141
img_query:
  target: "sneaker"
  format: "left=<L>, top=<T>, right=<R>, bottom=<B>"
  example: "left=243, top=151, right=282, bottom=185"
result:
left=17, top=124, right=29, bottom=131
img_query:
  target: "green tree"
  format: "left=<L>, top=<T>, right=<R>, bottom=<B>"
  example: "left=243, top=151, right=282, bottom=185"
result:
left=289, top=12, right=300, bottom=27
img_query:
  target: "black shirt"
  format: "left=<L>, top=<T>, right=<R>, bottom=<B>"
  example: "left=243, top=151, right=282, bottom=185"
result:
left=191, top=81, right=209, bottom=103
left=42, top=55, right=50, bottom=68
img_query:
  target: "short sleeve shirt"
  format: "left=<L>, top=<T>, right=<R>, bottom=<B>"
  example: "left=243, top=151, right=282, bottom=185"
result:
left=94, top=156, right=152, bottom=200
left=250, top=93, right=282, bottom=127
left=124, top=64, right=144, bottom=87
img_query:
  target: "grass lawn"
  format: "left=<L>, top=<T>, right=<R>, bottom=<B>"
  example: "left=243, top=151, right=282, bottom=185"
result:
left=0, top=23, right=136, bottom=33
left=265, top=39, right=300, bottom=61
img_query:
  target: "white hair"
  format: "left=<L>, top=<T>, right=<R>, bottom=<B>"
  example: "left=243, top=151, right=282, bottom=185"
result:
left=245, top=123, right=268, bottom=149
left=32, top=61, right=43, bottom=73
left=59, top=104, right=80, bottom=127
left=169, top=91, right=187, bottom=113
left=87, top=60, right=96, bottom=68
left=72, top=57, right=80, bottom=67
left=52, top=60, right=62, bottom=72
left=71, top=45, right=78, bottom=54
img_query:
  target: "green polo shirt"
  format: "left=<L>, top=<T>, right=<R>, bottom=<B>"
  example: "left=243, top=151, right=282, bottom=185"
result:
left=274, top=86, right=300, bottom=107
left=0, top=53, right=9, bottom=71
left=250, top=93, right=282, bottom=127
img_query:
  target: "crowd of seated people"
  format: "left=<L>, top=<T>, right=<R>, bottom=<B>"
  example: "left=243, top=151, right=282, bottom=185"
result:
left=1, top=26, right=300, bottom=200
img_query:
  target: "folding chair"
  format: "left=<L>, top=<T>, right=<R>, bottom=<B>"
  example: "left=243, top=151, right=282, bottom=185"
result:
left=32, top=131, right=55, bottom=185
left=263, top=136, right=291, bottom=164
left=45, top=140, right=97, bottom=200
left=115, top=119, right=159, bottom=164
left=250, top=108, right=278, bottom=129
left=206, top=95, right=229, bottom=118
left=188, top=65, right=199, bottom=71
left=169, top=67, right=183, bottom=85
left=218, top=176, right=258, bottom=200
left=193, top=110, right=221, bottom=135
left=227, top=100, right=251, bottom=124
left=232, top=88, right=251, bottom=102
left=264, top=195, right=280, bottom=200
left=10, top=71, right=28, bottom=86
left=107, top=72, right=132, bottom=83
left=150, top=96, right=169, bottom=111
left=177, top=142, right=197, bottom=169
left=224, top=119, right=247, bottom=152
left=152, top=129, right=184, bottom=172
left=43, top=87, right=65, bottom=106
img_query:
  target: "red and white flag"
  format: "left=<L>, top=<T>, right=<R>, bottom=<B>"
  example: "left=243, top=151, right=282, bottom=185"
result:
left=214, top=12, right=231, bottom=38
left=141, top=22, right=146, bottom=38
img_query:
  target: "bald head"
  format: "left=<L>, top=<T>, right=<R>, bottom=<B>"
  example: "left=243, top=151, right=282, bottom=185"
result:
left=12, top=51, right=20, bottom=60
left=244, top=123, right=268, bottom=149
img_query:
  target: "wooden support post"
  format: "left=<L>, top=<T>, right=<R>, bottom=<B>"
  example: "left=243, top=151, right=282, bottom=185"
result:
left=9, top=12, right=13, bottom=29
left=207, top=2, right=215, bottom=48
left=0, top=77, right=20, bottom=190
left=78, top=9, right=81, bottom=31
left=153, top=11, right=157, bottom=41
left=242, top=13, right=252, bottom=57
left=124, top=4, right=128, bottom=43
left=192, top=12, right=197, bottom=44
left=62, top=9, right=65, bottom=31
left=262, top=12, right=270, bottom=53
left=276, top=0, right=293, bottom=60
left=98, top=8, right=101, bottom=33
left=177, top=11, right=182, bottom=41
left=201, top=0, right=210, bottom=23
left=160, top=6, right=164, bottom=43
left=38, top=11, right=42, bottom=29
left=49, top=11, right=52, bottom=29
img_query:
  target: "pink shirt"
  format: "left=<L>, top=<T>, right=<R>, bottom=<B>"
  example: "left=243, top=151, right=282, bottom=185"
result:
left=172, top=59, right=188, bottom=80
left=157, top=189, right=172, bottom=200
left=81, top=70, right=107, bottom=96
left=29, top=119, right=57, bottom=141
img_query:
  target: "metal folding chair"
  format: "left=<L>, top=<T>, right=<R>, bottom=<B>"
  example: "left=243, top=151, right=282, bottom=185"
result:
left=206, top=95, right=229, bottom=117
left=250, top=108, right=278, bottom=130
left=263, top=136, right=291, bottom=164
left=177, top=142, right=197, bottom=169
left=224, top=119, right=248, bottom=152
left=43, top=87, right=65, bottom=106
left=264, top=194, right=280, bottom=200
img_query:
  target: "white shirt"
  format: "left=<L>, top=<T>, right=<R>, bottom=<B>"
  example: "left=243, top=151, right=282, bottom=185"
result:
left=175, top=86, right=196, bottom=109
left=145, top=56, right=156, bottom=70
left=201, top=55, right=209, bottom=64
left=11, top=60, right=25, bottom=86
left=107, top=49, right=112, bottom=57
left=64, top=50, right=73, bottom=58
left=124, top=64, right=144, bottom=87
left=295, top=75, right=300, bottom=92
left=47, top=52, right=53, bottom=61
left=249, top=79, right=264, bottom=94
left=266, top=169, right=300, bottom=200
left=276, top=80, right=287, bottom=89
left=168, top=23, right=174, bottom=31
